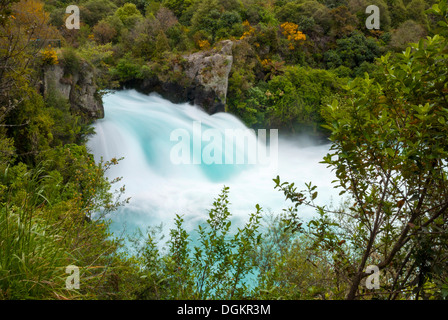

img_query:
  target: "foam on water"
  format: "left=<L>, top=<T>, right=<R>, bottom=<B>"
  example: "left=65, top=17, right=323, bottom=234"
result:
left=87, top=89, right=338, bottom=236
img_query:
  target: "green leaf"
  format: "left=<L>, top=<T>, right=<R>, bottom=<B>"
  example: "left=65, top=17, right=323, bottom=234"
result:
left=386, top=148, right=395, bottom=157
left=404, top=47, right=411, bottom=58
left=431, top=3, right=440, bottom=14
left=438, top=20, right=448, bottom=27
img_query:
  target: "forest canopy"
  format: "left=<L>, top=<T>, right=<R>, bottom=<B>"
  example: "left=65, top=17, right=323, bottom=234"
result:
left=0, top=0, right=447, bottom=301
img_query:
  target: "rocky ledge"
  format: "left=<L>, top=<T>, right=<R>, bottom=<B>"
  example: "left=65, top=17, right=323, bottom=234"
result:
left=138, top=40, right=234, bottom=114
left=41, top=61, right=104, bottom=121
left=41, top=40, right=234, bottom=119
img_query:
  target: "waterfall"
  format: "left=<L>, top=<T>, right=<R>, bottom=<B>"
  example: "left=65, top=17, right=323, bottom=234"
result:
left=87, top=89, right=336, bottom=236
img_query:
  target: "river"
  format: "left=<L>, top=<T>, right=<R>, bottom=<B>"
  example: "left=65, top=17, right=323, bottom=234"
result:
left=87, top=89, right=338, bottom=239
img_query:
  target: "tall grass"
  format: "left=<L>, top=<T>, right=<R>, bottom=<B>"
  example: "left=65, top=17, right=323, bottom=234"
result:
left=0, top=163, right=125, bottom=300
left=0, top=164, right=74, bottom=299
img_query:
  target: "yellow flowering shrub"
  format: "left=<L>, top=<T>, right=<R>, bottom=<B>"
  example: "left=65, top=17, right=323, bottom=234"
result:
left=198, top=39, right=210, bottom=50
left=41, top=45, right=58, bottom=65
left=261, top=59, right=270, bottom=67
left=240, top=20, right=255, bottom=40
left=280, top=22, right=306, bottom=50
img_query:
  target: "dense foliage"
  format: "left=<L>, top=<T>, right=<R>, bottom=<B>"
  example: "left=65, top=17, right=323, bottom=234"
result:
left=41, top=0, right=442, bottom=132
left=0, top=0, right=447, bottom=300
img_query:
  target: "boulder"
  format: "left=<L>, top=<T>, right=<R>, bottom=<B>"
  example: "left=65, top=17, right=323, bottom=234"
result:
left=137, top=40, right=234, bottom=114
left=182, top=40, right=233, bottom=113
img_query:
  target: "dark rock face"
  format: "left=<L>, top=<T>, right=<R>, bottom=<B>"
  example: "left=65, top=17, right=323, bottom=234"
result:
left=42, top=61, right=104, bottom=121
left=136, top=40, right=234, bottom=115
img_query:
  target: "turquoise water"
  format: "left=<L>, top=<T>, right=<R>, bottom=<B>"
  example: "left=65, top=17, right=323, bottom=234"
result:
left=87, top=89, right=336, bottom=239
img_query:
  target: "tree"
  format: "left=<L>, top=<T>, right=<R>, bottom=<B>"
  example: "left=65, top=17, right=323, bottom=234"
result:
left=265, top=66, right=341, bottom=131
left=324, top=31, right=381, bottom=73
left=389, top=0, right=408, bottom=28
left=321, top=0, right=348, bottom=8
left=190, top=0, right=222, bottom=40
left=275, top=0, right=330, bottom=35
left=162, top=0, right=195, bottom=18
left=109, top=53, right=144, bottom=82
left=389, top=20, right=426, bottom=51
left=93, top=19, right=117, bottom=44
left=242, top=0, right=277, bottom=25
left=132, top=186, right=262, bottom=299
left=114, top=2, right=143, bottom=29
left=154, top=30, right=171, bottom=56
left=82, top=0, right=117, bottom=27
left=215, top=10, right=243, bottom=39
left=328, top=5, right=359, bottom=38
left=406, top=0, right=429, bottom=29
left=276, top=22, right=448, bottom=299
left=155, top=7, right=178, bottom=32
left=0, top=0, right=59, bottom=124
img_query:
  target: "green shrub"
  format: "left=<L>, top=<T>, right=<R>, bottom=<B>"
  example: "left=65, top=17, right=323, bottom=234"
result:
left=61, top=48, right=81, bottom=76
left=109, top=53, right=144, bottom=82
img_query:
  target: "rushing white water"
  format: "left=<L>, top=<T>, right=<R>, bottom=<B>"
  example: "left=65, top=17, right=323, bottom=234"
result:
left=87, top=89, right=338, bottom=237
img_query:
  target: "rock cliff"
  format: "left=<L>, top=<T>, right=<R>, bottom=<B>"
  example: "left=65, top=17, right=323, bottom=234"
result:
left=42, top=61, right=104, bottom=121
left=138, top=40, right=234, bottom=114
left=42, top=41, right=234, bottom=118
left=183, top=40, right=233, bottom=114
